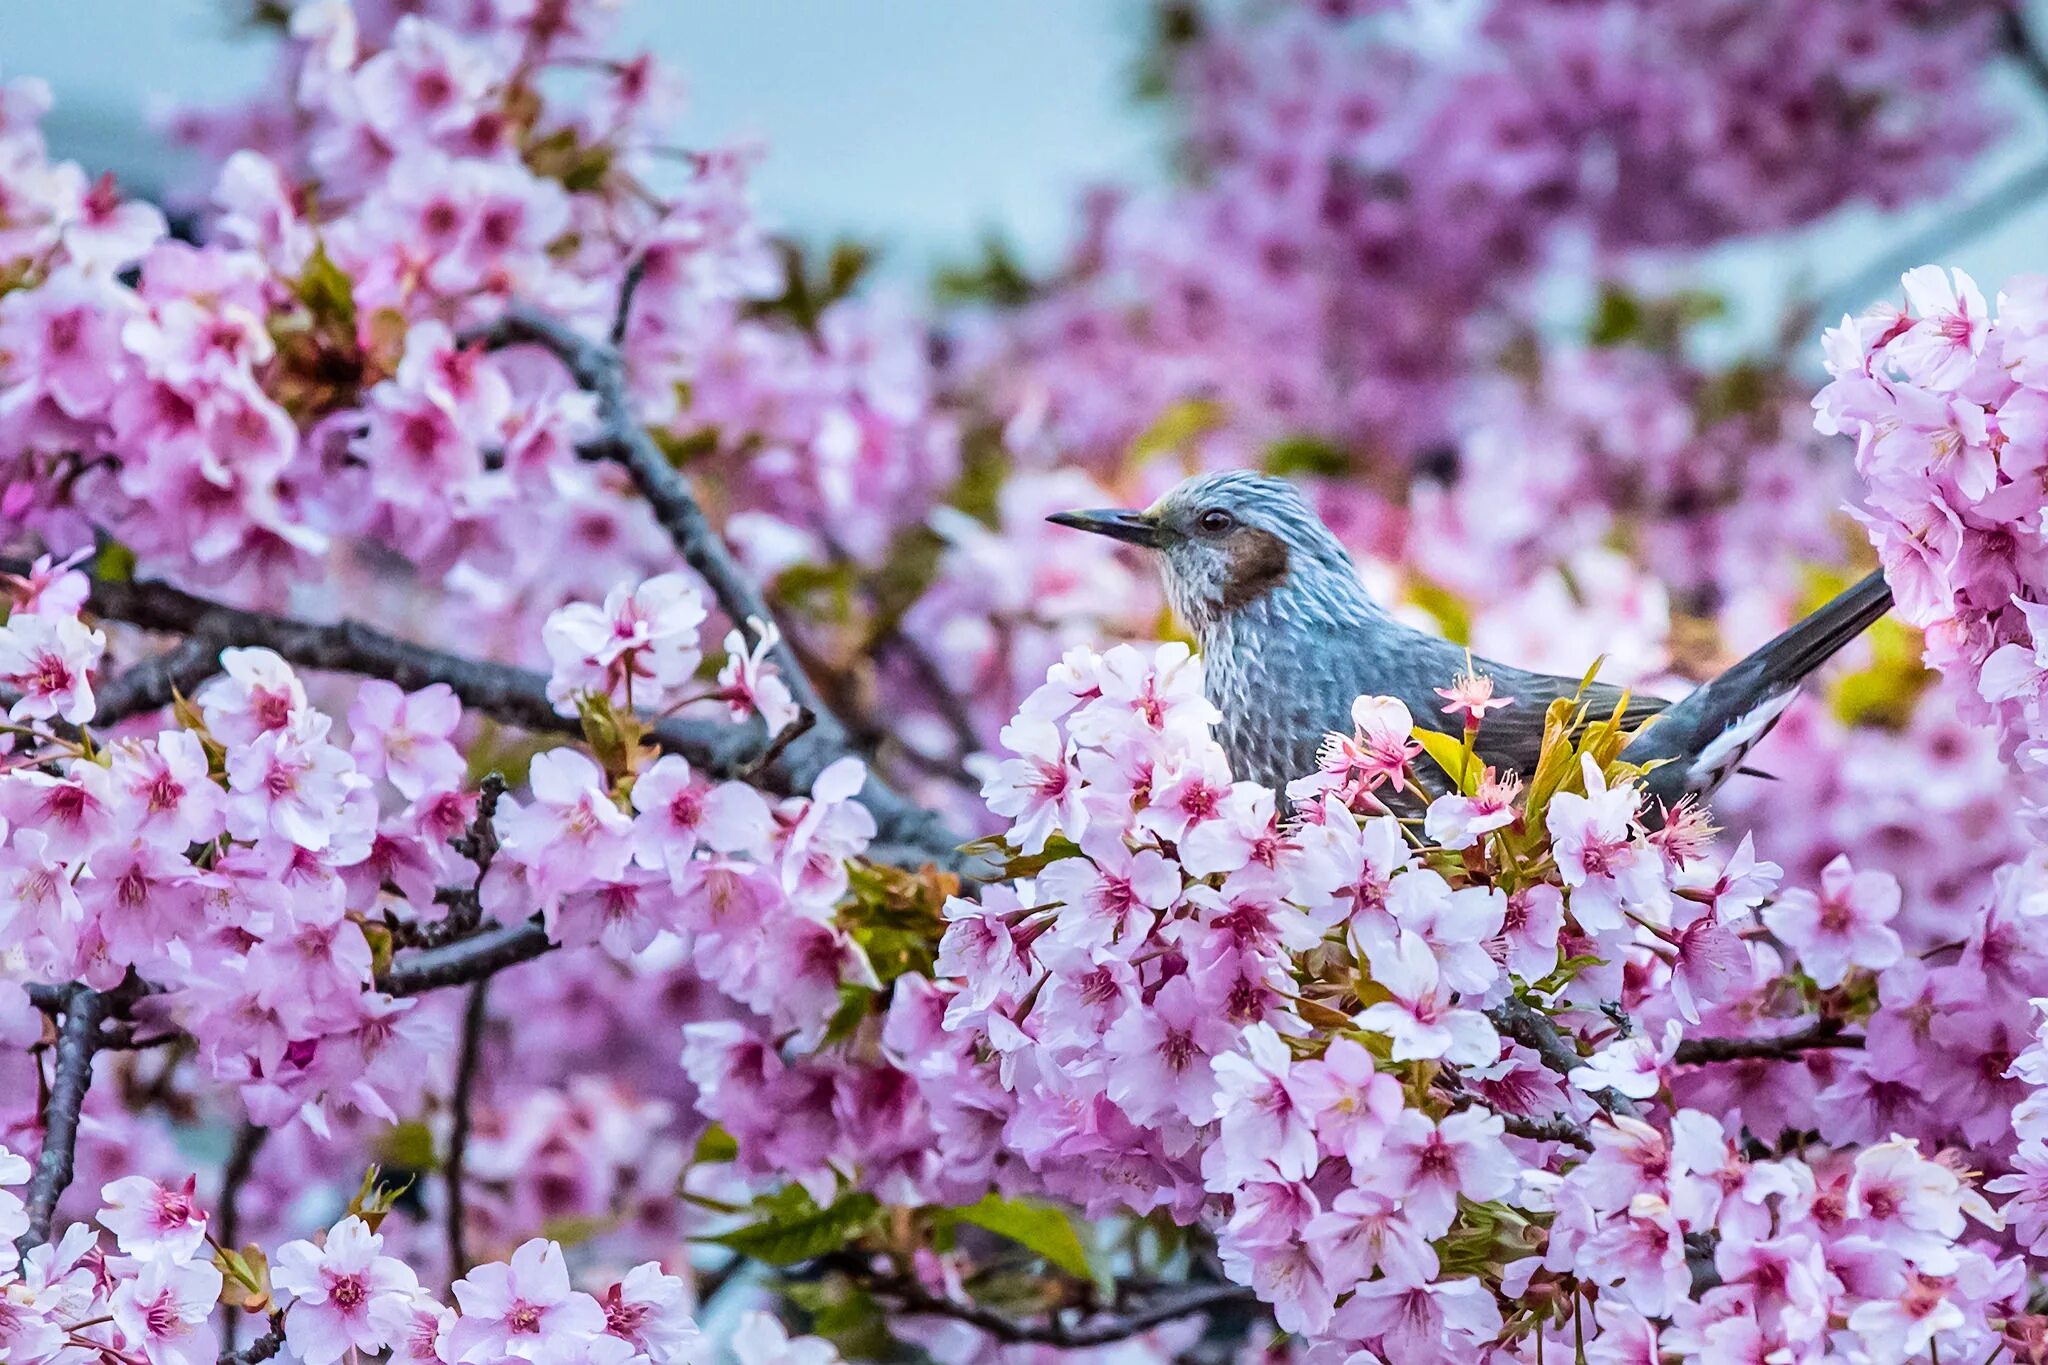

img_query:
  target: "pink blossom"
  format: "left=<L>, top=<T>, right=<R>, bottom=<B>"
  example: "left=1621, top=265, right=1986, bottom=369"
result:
left=1355, top=931, right=1499, bottom=1065
left=1763, top=854, right=1902, bottom=988
left=447, top=1238, right=608, bottom=1362
left=110, top=1256, right=222, bottom=1365
left=1359, top=1109, right=1517, bottom=1237
left=0, top=609, right=103, bottom=726
left=1893, top=265, right=1987, bottom=390
left=630, top=753, right=774, bottom=875
left=545, top=575, right=709, bottom=715
left=199, top=647, right=309, bottom=747
left=1208, top=1023, right=1318, bottom=1187
left=348, top=680, right=465, bottom=799
left=717, top=618, right=802, bottom=735
left=1422, top=769, right=1522, bottom=850
left=598, top=1263, right=702, bottom=1364
left=981, top=717, right=1087, bottom=854
left=273, top=1215, right=421, bottom=1365
left=1291, top=1036, right=1403, bottom=1167
left=1332, top=1271, right=1502, bottom=1363
left=1103, top=973, right=1240, bottom=1126
left=499, top=748, right=634, bottom=902
left=97, top=1173, right=208, bottom=1261
left=1546, top=757, right=1667, bottom=932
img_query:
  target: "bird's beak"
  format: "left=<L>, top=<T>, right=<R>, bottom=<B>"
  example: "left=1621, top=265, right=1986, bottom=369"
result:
left=1046, top=507, right=1166, bottom=549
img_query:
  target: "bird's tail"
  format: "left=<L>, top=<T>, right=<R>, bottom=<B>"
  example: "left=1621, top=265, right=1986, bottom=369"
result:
left=1726, top=569, right=1895, bottom=698
left=1625, top=569, right=1893, bottom=802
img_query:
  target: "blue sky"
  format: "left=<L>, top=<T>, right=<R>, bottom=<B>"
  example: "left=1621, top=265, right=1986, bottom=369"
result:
left=16, top=1, right=2048, bottom=344
left=17, top=0, right=1161, bottom=277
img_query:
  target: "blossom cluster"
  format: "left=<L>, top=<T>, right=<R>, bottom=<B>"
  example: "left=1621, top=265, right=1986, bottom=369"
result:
left=0, top=558, right=871, bottom=1137
left=0, top=0, right=953, bottom=653
left=983, top=0, right=2001, bottom=481
left=0, top=1151, right=855, bottom=1365
left=1821, top=266, right=2048, bottom=803
left=914, top=642, right=2035, bottom=1363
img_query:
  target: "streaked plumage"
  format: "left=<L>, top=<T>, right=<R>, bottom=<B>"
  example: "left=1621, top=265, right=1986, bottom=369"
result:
left=1049, top=471, right=1892, bottom=811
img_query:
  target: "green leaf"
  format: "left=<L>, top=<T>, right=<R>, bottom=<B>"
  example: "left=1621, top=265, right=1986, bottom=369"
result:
left=1130, top=397, right=1224, bottom=465
left=93, top=536, right=138, bottom=584
left=1413, top=728, right=1478, bottom=794
left=1262, top=434, right=1349, bottom=478
left=822, top=984, right=875, bottom=1047
left=945, top=1194, right=1093, bottom=1280
left=1587, top=284, right=1642, bottom=348
left=691, top=1124, right=739, bottom=1166
left=707, top=1187, right=880, bottom=1266
left=377, top=1118, right=437, bottom=1173
left=293, top=241, right=357, bottom=330
left=1402, top=576, right=1472, bottom=646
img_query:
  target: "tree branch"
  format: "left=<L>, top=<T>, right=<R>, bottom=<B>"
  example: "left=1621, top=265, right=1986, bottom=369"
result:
left=216, top=1119, right=270, bottom=1353
left=220, top=1315, right=286, bottom=1365
left=445, top=980, right=489, bottom=1286
left=2005, top=3, right=2048, bottom=98
left=379, top=919, right=554, bottom=997
left=15, top=984, right=108, bottom=1254
left=868, top=1275, right=1257, bottom=1348
left=1498, top=1111, right=1594, bottom=1151
left=1673, top=1021, right=1865, bottom=1066
left=458, top=303, right=973, bottom=878
left=15, top=563, right=970, bottom=873
left=1487, top=996, right=1639, bottom=1119
left=93, top=636, right=227, bottom=729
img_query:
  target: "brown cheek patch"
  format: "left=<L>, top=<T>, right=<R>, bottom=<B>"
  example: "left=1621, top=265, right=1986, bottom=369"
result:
left=1219, top=528, right=1291, bottom=610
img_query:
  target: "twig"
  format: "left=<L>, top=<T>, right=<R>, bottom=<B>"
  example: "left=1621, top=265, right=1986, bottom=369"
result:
left=457, top=301, right=970, bottom=875
left=1486, top=996, right=1639, bottom=1119
left=1673, top=1021, right=1865, bottom=1066
left=446, top=980, right=489, bottom=1286
left=216, top=1120, right=270, bottom=1353
left=868, top=1275, right=1256, bottom=1348
left=611, top=254, right=649, bottom=347
left=219, top=1315, right=286, bottom=1365
left=11, top=562, right=969, bottom=873
left=378, top=919, right=554, bottom=997
left=742, top=707, right=816, bottom=778
left=1498, top=1111, right=1594, bottom=1151
left=15, top=985, right=108, bottom=1254
left=2005, top=3, right=2048, bottom=97
left=92, top=636, right=226, bottom=728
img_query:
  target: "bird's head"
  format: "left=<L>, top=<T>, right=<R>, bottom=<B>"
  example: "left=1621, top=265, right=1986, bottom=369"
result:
left=1047, top=471, right=1359, bottom=631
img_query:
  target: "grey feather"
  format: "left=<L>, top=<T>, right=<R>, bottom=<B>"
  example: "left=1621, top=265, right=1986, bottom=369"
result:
left=1051, top=472, right=1893, bottom=812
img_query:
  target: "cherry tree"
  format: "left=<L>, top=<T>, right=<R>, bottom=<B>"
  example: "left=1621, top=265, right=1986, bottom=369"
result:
left=4, top=2, right=2048, bottom=1365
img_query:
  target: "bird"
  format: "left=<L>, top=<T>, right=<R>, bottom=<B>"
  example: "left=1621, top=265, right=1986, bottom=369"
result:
left=1047, top=470, right=1893, bottom=812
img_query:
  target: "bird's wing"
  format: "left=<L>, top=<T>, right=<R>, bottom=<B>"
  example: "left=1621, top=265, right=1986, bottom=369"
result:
left=1463, top=672, right=1670, bottom=780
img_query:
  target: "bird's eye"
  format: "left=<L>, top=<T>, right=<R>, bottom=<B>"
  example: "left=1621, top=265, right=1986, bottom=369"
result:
left=1196, top=508, right=1235, bottom=535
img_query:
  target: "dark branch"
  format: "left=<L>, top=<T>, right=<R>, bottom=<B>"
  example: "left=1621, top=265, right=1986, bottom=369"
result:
left=1674, top=1022, right=1865, bottom=1066
left=93, top=636, right=226, bottom=729
left=216, top=1120, right=270, bottom=1353
left=220, top=1315, right=286, bottom=1365
left=741, top=706, right=816, bottom=778
left=15, top=985, right=108, bottom=1254
left=1498, top=1111, right=1594, bottom=1151
left=611, top=253, right=649, bottom=347
left=2005, top=3, right=2048, bottom=97
left=458, top=304, right=975, bottom=878
left=445, top=980, right=489, bottom=1286
left=868, top=1275, right=1257, bottom=1348
left=22, top=564, right=968, bottom=873
left=1487, top=996, right=1639, bottom=1119
left=379, top=919, right=554, bottom=997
